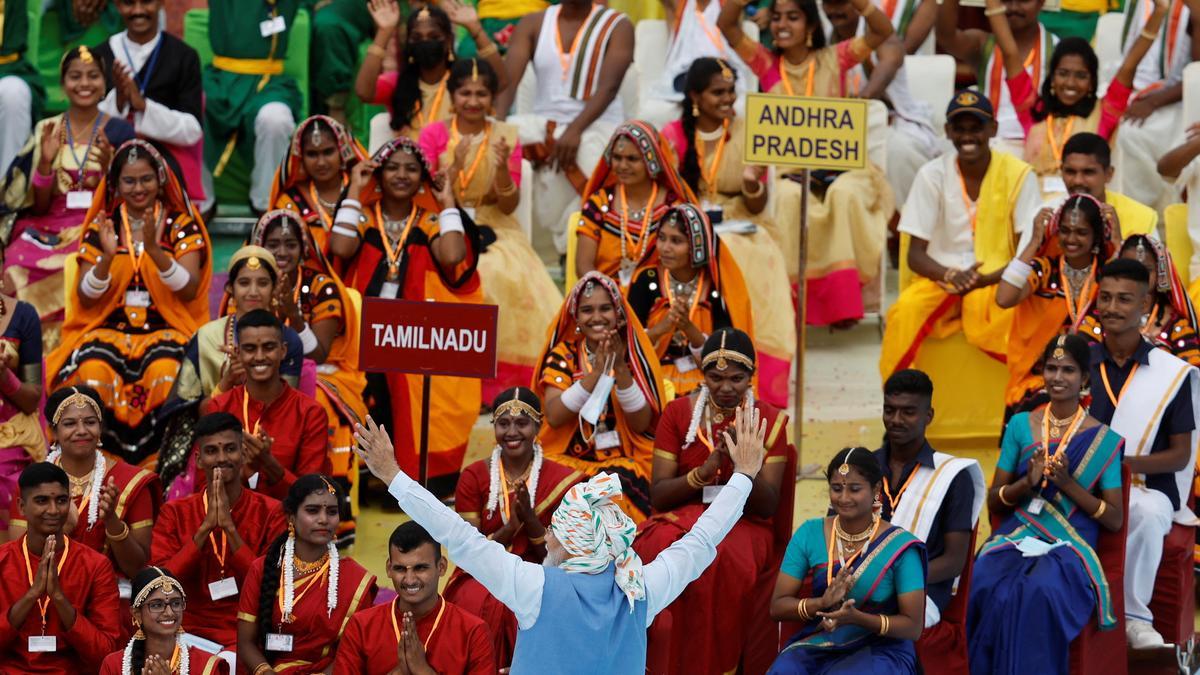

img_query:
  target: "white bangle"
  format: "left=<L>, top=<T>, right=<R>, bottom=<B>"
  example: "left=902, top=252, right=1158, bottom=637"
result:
left=560, top=382, right=591, bottom=413
left=438, top=208, right=465, bottom=235
left=1001, top=258, right=1034, bottom=288
left=157, top=259, right=190, bottom=291
left=616, top=383, right=647, bottom=412
left=81, top=267, right=110, bottom=298
left=298, top=325, right=319, bottom=354
left=334, top=200, right=363, bottom=230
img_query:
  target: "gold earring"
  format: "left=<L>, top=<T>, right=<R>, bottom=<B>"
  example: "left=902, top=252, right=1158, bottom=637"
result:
left=287, top=522, right=295, bottom=537
left=692, top=103, right=699, bottom=116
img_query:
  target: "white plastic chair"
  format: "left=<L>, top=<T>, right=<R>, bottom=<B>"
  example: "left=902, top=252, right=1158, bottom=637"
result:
left=634, top=19, right=670, bottom=108
left=367, top=111, right=392, bottom=156
left=517, top=159, right=534, bottom=241
left=1183, top=61, right=1200, bottom=126
left=902, top=54, right=956, bottom=136
left=1094, top=12, right=1126, bottom=98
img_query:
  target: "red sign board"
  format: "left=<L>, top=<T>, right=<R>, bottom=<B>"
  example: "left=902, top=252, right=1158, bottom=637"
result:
left=359, top=298, right=499, bottom=379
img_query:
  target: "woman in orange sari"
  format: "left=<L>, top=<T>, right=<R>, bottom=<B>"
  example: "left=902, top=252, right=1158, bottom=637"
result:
left=48, top=139, right=211, bottom=465
left=271, top=115, right=368, bottom=257
left=330, top=137, right=482, bottom=495
left=628, top=203, right=754, bottom=398
left=575, top=121, right=696, bottom=288
left=634, top=328, right=791, bottom=675
left=534, top=271, right=666, bottom=523
left=445, top=386, right=583, bottom=668
left=1101, top=234, right=1200, bottom=366
left=250, top=210, right=367, bottom=546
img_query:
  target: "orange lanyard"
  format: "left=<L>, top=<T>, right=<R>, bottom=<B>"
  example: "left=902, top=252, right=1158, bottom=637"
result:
left=22, top=536, right=70, bottom=634
left=1100, top=361, right=1139, bottom=408
left=882, top=469, right=919, bottom=511
left=169, top=644, right=181, bottom=671
left=390, top=597, right=446, bottom=651
left=618, top=183, right=659, bottom=263
left=882, top=0, right=899, bottom=19
left=451, top=118, right=492, bottom=196
left=554, top=7, right=596, bottom=80
left=955, top=162, right=978, bottom=233
left=241, top=390, right=263, bottom=437
left=120, top=202, right=162, bottom=281
left=278, top=560, right=329, bottom=621
left=417, top=77, right=448, bottom=129
left=1041, top=405, right=1084, bottom=468
left=202, top=493, right=229, bottom=575
left=1045, top=115, right=1076, bottom=167
left=990, top=33, right=1040, bottom=107
left=1063, top=262, right=1095, bottom=329
left=695, top=5, right=723, bottom=51
left=825, top=516, right=879, bottom=586
left=375, top=203, right=419, bottom=278
left=778, top=58, right=815, bottom=97
left=308, top=177, right=347, bottom=230
left=695, top=120, right=729, bottom=198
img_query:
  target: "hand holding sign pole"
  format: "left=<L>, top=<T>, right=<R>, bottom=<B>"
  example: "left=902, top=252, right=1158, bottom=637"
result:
left=743, top=93, right=867, bottom=476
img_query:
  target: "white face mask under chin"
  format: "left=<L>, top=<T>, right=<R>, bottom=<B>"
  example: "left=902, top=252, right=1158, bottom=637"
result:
left=580, top=355, right=617, bottom=426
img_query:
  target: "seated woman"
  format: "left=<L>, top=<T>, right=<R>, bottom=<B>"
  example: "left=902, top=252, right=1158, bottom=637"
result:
left=767, top=447, right=926, bottom=674
left=331, top=137, right=482, bottom=495
left=98, top=567, right=230, bottom=674
left=718, top=0, right=895, bottom=329
left=0, top=46, right=134, bottom=347
left=444, top=386, right=583, bottom=667
left=237, top=475, right=377, bottom=674
left=575, top=122, right=696, bottom=287
left=9, top=386, right=160, bottom=626
left=634, top=328, right=791, bottom=674
left=986, top=0, right=1167, bottom=184
left=967, top=334, right=1124, bottom=675
left=48, top=140, right=211, bottom=465
left=660, top=56, right=795, bottom=407
left=534, top=272, right=666, bottom=523
left=627, top=204, right=753, bottom=398
left=996, top=193, right=1116, bottom=419
left=271, top=115, right=368, bottom=257
left=418, top=57, right=562, bottom=399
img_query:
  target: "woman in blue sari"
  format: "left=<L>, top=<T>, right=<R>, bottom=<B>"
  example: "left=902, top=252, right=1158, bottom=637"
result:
left=967, top=333, right=1125, bottom=675
left=768, top=447, right=927, bottom=674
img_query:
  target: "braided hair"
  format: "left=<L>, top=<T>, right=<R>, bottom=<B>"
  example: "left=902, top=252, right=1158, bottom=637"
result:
left=256, top=474, right=344, bottom=650
left=679, top=58, right=736, bottom=195
left=390, top=6, right=454, bottom=132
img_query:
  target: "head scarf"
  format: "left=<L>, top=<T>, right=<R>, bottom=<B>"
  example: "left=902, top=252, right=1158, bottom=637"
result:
left=1125, top=234, right=1199, bottom=329
left=581, top=121, right=697, bottom=206
left=271, top=115, right=368, bottom=206
left=357, top=136, right=441, bottom=213
left=533, top=272, right=665, bottom=416
left=1036, top=192, right=1115, bottom=261
left=90, top=139, right=197, bottom=224
left=549, top=472, right=645, bottom=610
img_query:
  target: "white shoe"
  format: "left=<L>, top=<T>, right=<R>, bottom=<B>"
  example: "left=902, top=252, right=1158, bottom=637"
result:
left=1126, top=619, right=1167, bottom=650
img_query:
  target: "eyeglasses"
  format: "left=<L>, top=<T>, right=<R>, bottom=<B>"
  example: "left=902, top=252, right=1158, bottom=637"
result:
left=144, top=599, right=185, bottom=613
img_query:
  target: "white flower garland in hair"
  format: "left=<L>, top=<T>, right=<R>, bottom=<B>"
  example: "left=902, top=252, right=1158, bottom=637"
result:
left=484, top=443, right=544, bottom=523
left=326, top=540, right=339, bottom=617
left=121, top=633, right=190, bottom=675
left=47, top=448, right=105, bottom=529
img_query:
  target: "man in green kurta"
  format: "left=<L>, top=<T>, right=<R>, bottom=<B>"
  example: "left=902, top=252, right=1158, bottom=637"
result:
left=310, top=0, right=374, bottom=123
left=1, top=0, right=48, bottom=173
left=203, top=0, right=302, bottom=211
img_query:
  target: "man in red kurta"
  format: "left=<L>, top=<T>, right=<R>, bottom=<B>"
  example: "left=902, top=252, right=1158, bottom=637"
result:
left=203, top=309, right=330, bottom=500
left=0, top=462, right=120, bottom=674
left=333, top=522, right=496, bottom=675
left=150, top=412, right=286, bottom=648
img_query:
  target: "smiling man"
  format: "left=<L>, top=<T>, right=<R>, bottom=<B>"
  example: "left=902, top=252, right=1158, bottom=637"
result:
left=1058, top=132, right=1157, bottom=238
left=334, top=521, right=495, bottom=675
left=0, top=462, right=120, bottom=673
left=150, top=412, right=287, bottom=649
left=204, top=309, right=330, bottom=500
left=880, top=91, right=1040, bottom=378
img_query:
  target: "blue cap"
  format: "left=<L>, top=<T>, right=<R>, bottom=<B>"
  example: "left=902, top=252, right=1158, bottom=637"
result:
left=946, top=89, right=994, bottom=122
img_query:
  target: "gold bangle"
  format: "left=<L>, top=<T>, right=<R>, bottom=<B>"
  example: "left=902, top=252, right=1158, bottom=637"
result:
left=529, top=534, right=546, bottom=545
left=879, top=614, right=889, bottom=636
left=984, top=6, right=1006, bottom=15
left=477, top=42, right=500, bottom=59
left=686, top=468, right=702, bottom=489
left=253, top=664, right=272, bottom=675
left=1092, top=500, right=1107, bottom=519
left=106, top=521, right=131, bottom=542
left=366, top=43, right=387, bottom=59
left=998, top=484, right=1017, bottom=506
left=797, top=598, right=809, bottom=620
left=1140, top=29, right=1159, bottom=41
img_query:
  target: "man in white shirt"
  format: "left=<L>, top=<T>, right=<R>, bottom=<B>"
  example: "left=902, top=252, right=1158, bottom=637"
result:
left=353, top=405, right=767, bottom=675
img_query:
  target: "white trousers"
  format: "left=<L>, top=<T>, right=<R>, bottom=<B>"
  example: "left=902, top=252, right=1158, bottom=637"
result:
left=251, top=102, right=295, bottom=211
left=0, top=76, right=33, bottom=176
left=1113, top=102, right=1183, bottom=211
left=886, top=122, right=939, bottom=207
left=1124, top=485, right=1174, bottom=623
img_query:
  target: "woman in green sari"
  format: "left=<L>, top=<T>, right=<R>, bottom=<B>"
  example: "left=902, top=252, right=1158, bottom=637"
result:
left=767, top=447, right=927, bottom=673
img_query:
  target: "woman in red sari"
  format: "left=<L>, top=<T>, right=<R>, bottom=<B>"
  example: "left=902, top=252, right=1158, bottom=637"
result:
left=445, top=386, right=583, bottom=668
left=237, top=474, right=377, bottom=674
left=634, top=328, right=792, bottom=675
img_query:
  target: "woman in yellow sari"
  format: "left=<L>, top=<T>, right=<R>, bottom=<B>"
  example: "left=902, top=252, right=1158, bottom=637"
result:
left=575, top=121, right=697, bottom=288
left=331, top=137, right=482, bottom=496
left=271, top=115, right=368, bottom=257
left=719, top=0, right=895, bottom=328
left=48, top=140, right=211, bottom=468
left=417, top=57, right=562, bottom=402
left=534, top=271, right=666, bottom=522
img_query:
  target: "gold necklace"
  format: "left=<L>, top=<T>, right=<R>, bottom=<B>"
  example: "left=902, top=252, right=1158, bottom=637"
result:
left=833, top=516, right=873, bottom=543
left=67, top=472, right=93, bottom=498
left=293, top=553, right=329, bottom=576
left=706, top=400, right=736, bottom=425
left=1045, top=407, right=1076, bottom=439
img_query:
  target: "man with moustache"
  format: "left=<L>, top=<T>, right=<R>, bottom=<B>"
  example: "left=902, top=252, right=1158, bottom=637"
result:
left=334, top=522, right=495, bottom=675
left=880, top=91, right=1040, bottom=377
left=0, top=463, right=120, bottom=674
left=150, top=412, right=287, bottom=649
left=1088, top=258, right=1200, bottom=650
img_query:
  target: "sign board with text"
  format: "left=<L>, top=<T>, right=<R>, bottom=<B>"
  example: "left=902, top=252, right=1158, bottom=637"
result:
left=359, top=298, right=498, bottom=379
left=743, top=93, right=868, bottom=171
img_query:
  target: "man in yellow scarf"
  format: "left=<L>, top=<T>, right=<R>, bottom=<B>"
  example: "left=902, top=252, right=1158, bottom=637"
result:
left=1060, top=132, right=1157, bottom=239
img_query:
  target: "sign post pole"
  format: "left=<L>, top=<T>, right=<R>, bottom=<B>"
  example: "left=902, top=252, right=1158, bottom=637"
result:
left=418, top=374, right=432, bottom=487
left=795, top=168, right=809, bottom=470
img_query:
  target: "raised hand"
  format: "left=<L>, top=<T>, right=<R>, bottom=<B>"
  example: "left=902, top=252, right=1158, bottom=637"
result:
left=402, top=612, right=432, bottom=674
left=217, top=344, right=246, bottom=393
left=493, top=137, right=511, bottom=170
left=819, top=566, right=853, bottom=610
left=1027, top=446, right=1047, bottom=488
left=368, top=0, right=401, bottom=35
left=513, top=481, right=536, bottom=526
left=96, top=477, right=119, bottom=529
left=39, top=121, right=62, bottom=169
left=99, top=218, right=119, bottom=258
left=43, top=535, right=61, bottom=597
left=143, top=654, right=173, bottom=675
left=442, top=0, right=482, bottom=32
left=349, top=160, right=376, bottom=196
left=721, top=403, right=768, bottom=478
left=354, top=416, right=402, bottom=485
left=433, top=170, right=456, bottom=210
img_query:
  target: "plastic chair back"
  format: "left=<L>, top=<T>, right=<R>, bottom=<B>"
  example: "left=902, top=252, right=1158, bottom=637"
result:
left=517, top=159, right=534, bottom=241
left=368, top=111, right=392, bottom=156
left=1185, top=61, right=1200, bottom=127
left=1165, top=203, right=1192, bottom=287
left=564, top=210, right=583, bottom=291
left=1094, top=12, right=1125, bottom=97
left=903, top=55, right=955, bottom=136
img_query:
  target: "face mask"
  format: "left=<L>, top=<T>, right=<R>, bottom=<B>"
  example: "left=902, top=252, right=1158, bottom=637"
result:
left=580, top=356, right=616, bottom=426
left=411, top=40, right=448, bottom=70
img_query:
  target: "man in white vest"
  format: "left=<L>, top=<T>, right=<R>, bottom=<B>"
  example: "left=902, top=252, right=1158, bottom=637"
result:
left=1089, top=258, right=1200, bottom=650
left=873, top=369, right=984, bottom=629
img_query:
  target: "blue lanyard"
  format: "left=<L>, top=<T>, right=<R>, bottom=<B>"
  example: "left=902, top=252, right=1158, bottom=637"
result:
left=121, top=34, right=164, bottom=96
left=64, top=114, right=102, bottom=189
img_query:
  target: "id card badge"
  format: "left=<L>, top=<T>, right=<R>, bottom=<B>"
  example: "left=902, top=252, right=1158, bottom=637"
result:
left=594, top=430, right=620, bottom=450
left=379, top=281, right=400, bottom=299
left=66, top=190, right=93, bottom=210
left=28, top=635, right=56, bottom=652
left=702, top=485, right=724, bottom=504
left=1027, top=497, right=1046, bottom=515
left=208, top=577, right=238, bottom=601
left=266, top=633, right=294, bottom=652
left=124, top=289, right=151, bottom=308
left=618, top=264, right=633, bottom=289
left=117, top=578, right=132, bottom=600
left=673, top=355, right=697, bottom=373
left=260, top=15, right=287, bottom=37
